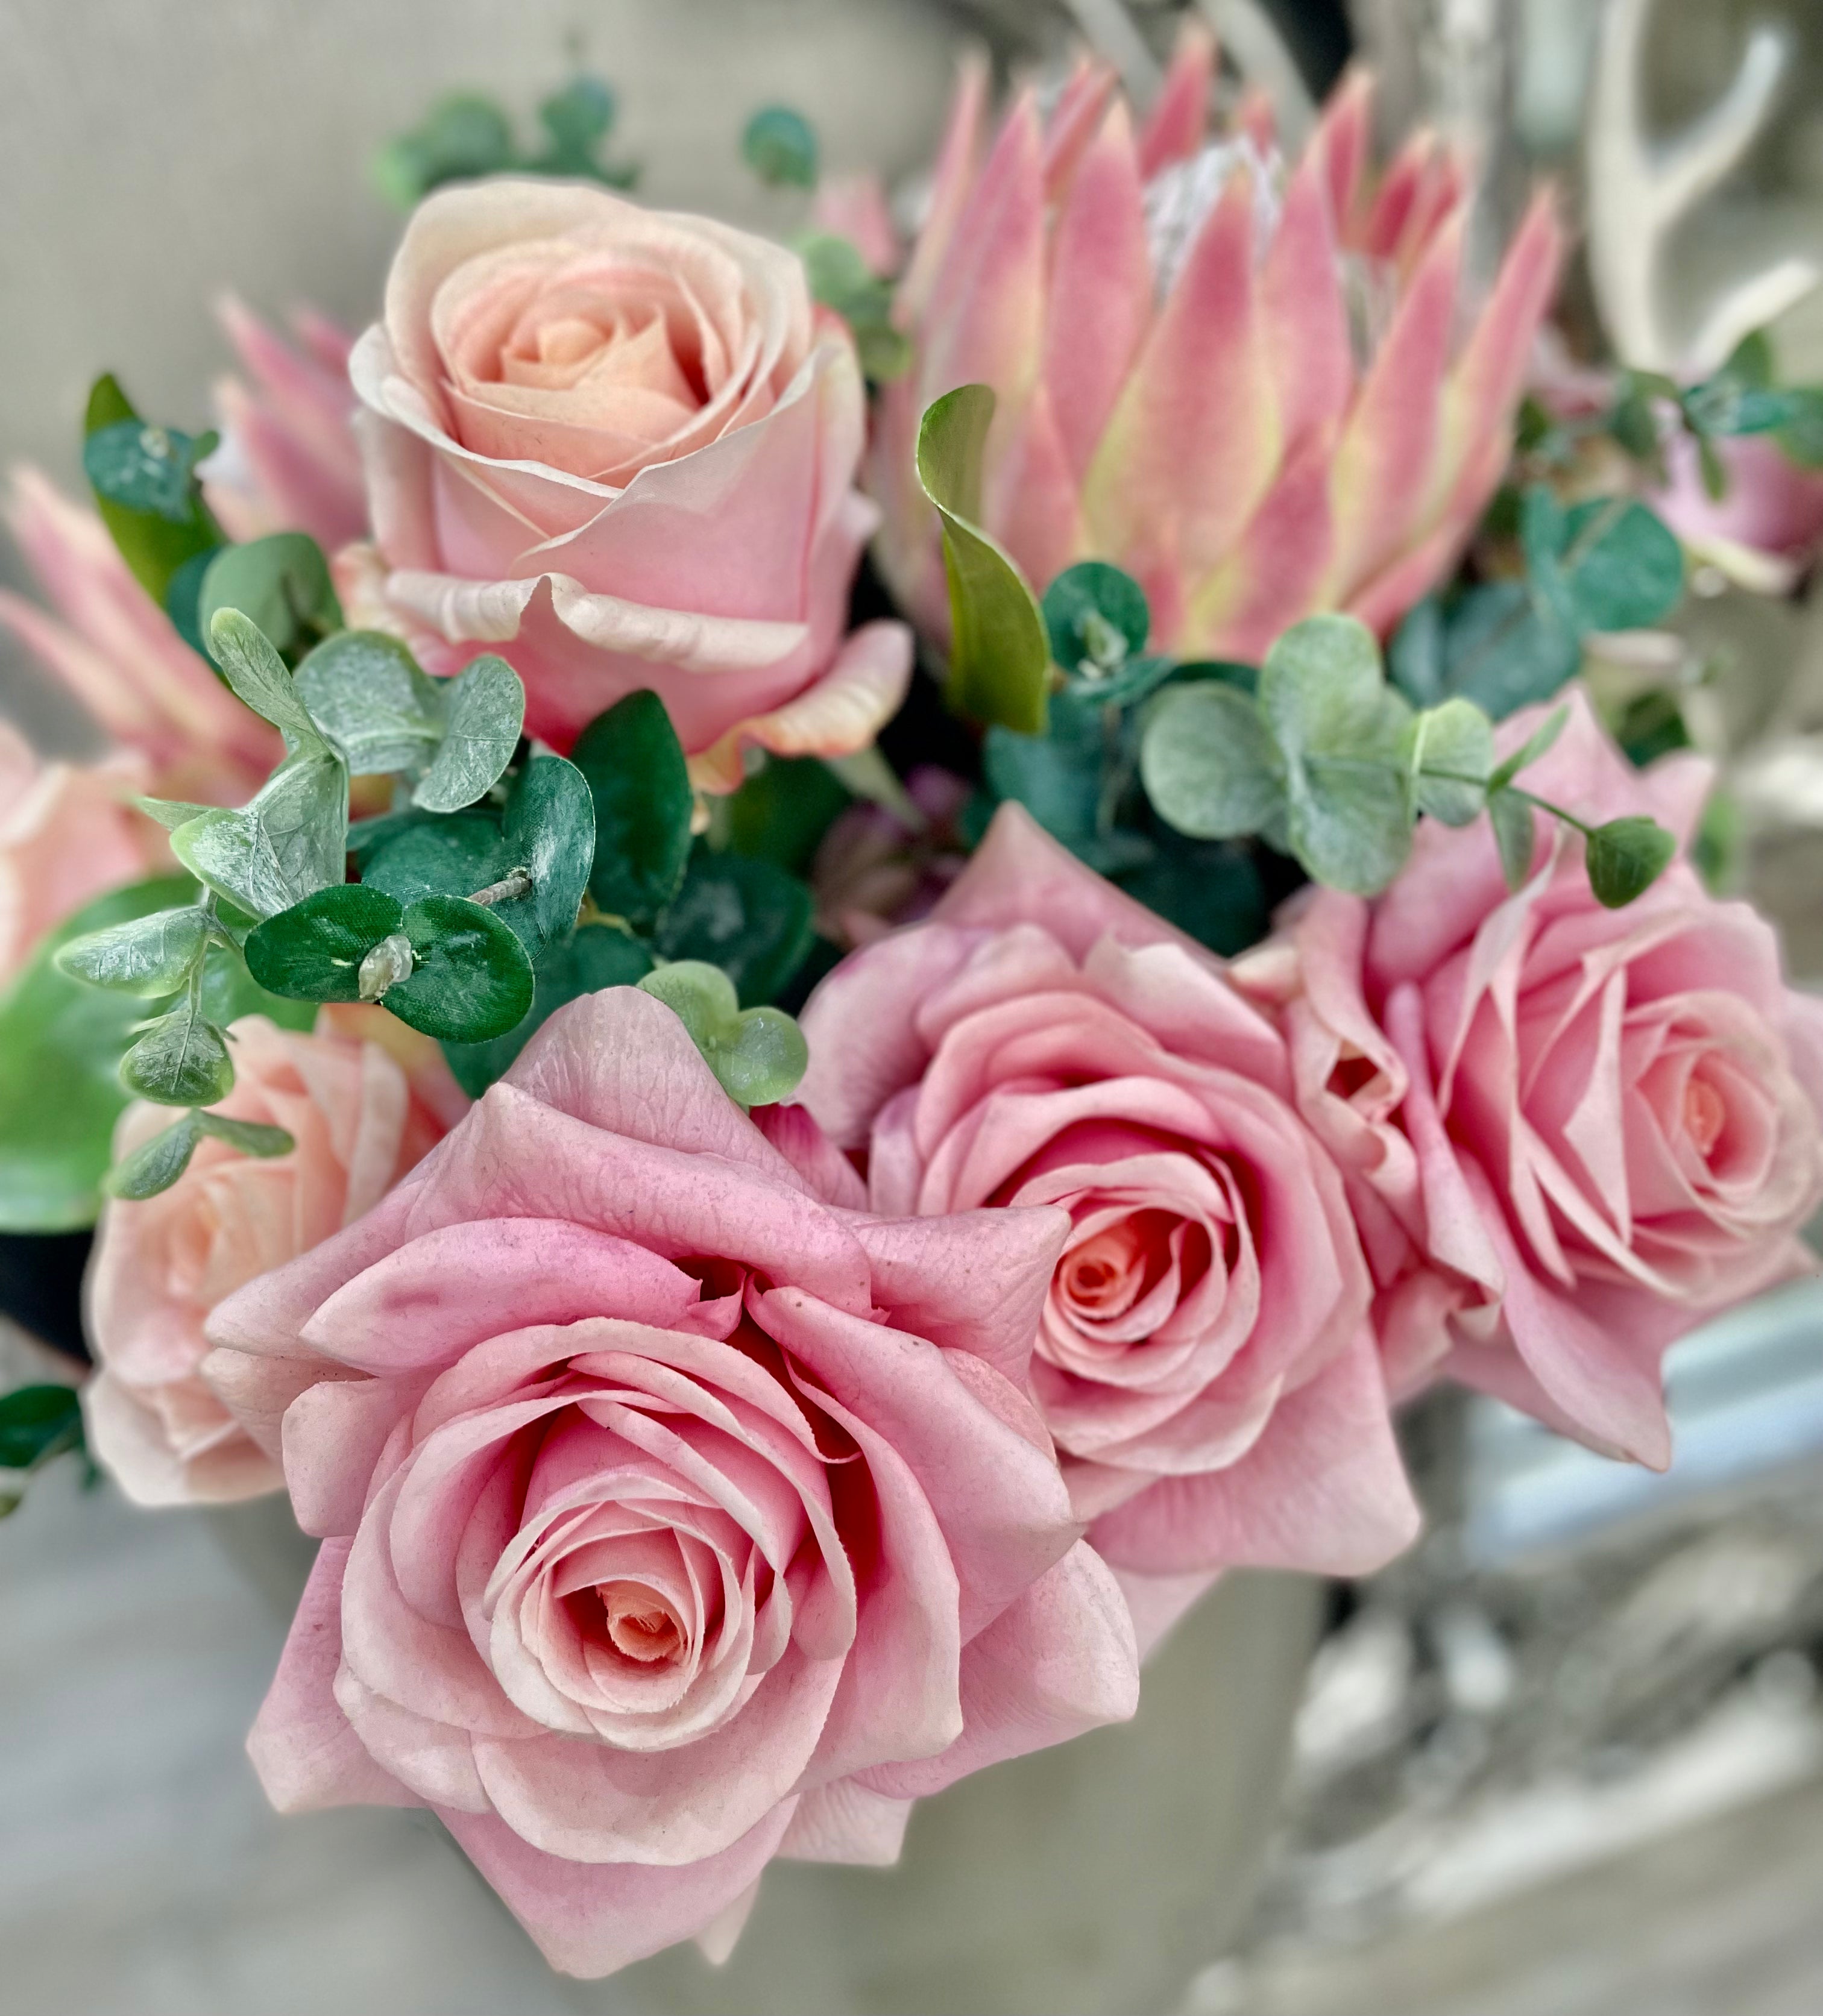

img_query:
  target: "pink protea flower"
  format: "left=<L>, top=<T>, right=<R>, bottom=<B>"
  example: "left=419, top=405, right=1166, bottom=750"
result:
left=203, top=297, right=368, bottom=553
left=0, top=468, right=278, bottom=805
left=870, top=33, right=1563, bottom=661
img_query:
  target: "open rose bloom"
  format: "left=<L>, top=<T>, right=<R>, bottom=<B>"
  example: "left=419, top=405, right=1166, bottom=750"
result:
left=84, top=1009, right=465, bottom=1505
left=342, top=178, right=911, bottom=791
left=1245, top=692, right=1823, bottom=1465
left=870, top=34, right=1561, bottom=659
left=200, top=990, right=1136, bottom=1976
left=797, top=807, right=1418, bottom=1650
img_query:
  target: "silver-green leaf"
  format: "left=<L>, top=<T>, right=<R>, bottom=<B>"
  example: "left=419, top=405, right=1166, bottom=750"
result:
left=120, top=1000, right=233, bottom=1108
left=169, top=755, right=348, bottom=920
left=294, top=630, right=444, bottom=776
left=413, top=655, right=525, bottom=812
left=1139, top=683, right=1286, bottom=840
left=55, top=907, right=209, bottom=995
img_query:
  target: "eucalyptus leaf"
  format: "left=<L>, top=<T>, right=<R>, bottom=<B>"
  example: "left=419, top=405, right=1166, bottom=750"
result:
left=1403, top=699, right=1494, bottom=826
left=570, top=689, right=694, bottom=927
left=1586, top=815, right=1676, bottom=908
left=170, top=753, right=348, bottom=919
left=385, top=896, right=535, bottom=1041
left=1488, top=787, right=1538, bottom=891
left=638, top=962, right=808, bottom=1108
left=794, top=234, right=909, bottom=382
left=196, top=1110, right=295, bottom=1157
left=1437, top=579, right=1581, bottom=720
left=1387, top=597, right=1446, bottom=707
left=0, top=876, right=196, bottom=1229
left=84, top=419, right=216, bottom=523
left=121, top=998, right=233, bottom=1108
left=743, top=104, right=818, bottom=187
left=499, top=753, right=594, bottom=951
left=134, top=796, right=219, bottom=833
left=1140, top=682, right=1285, bottom=840
left=1487, top=703, right=1570, bottom=792
left=984, top=691, right=1106, bottom=850
left=413, top=655, right=525, bottom=812
left=725, top=755, right=852, bottom=875
left=442, top=923, right=653, bottom=1097
left=83, top=377, right=221, bottom=605
left=55, top=907, right=209, bottom=996
left=916, top=385, right=1049, bottom=735
left=361, top=812, right=511, bottom=910
left=199, top=535, right=342, bottom=660
left=1556, top=497, right=1684, bottom=633
left=1043, top=562, right=1150, bottom=676
left=106, top=1111, right=203, bottom=1199
left=653, top=849, right=814, bottom=1008
left=165, top=543, right=225, bottom=658
left=1290, top=765, right=1413, bottom=893
left=294, top=630, right=444, bottom=774
left=206, top=609, right=329, bottom=754
left=244, top=885, right=406, bottom=1002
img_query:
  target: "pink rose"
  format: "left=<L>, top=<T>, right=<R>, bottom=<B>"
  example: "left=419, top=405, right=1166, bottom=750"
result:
left=342, top=179, right=911, bottom=791
left=200, top=988, right=1136, bottom=1977
left=795, top=806, right=1418, bottom=1650
left=809, top=764, right=970, bottom=948
left=1265, top=689, right=1823, bottom=1465
left=84, top=1008, right=465, bottom=1506
left=0, top=722, right=164, bottom=983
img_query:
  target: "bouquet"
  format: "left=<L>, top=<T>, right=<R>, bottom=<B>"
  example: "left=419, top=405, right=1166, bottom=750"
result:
left=4, top=18, right=1823, bottom=1985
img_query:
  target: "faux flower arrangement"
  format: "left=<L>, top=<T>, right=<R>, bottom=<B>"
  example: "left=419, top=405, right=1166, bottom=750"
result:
left=3, top=25, right=1822, bottom=1985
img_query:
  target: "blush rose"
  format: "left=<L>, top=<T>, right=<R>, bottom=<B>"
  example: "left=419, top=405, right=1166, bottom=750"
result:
left=342, top=178, right=910, bottom=790
left=200, top=987, right=1137, bottom=1978
left=795, top=805, right=1419, bottom=1651
left=83, top=1008, right=465, bottom=1505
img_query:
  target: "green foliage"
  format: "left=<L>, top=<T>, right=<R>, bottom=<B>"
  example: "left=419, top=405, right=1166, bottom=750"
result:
left=106, top=1106, right=293, bottom=1203
left=385, top=896, right=535, bottom=1042
left=412, top=655, right=526, bottom=812
left=199, top=535, right=342, bottom=662
left=295, top=630, right=444, bottom=778
left=1487, top=787, right=1538, bottom=890
left=82, top=376, right=221, bottom=606
left=1044, top=562, right=1150, bottom=677
left=795, top=234, right=910, bottom=382
left=570, top=690, right=694, bottom=928
left=361, top=814, right=509, bottom=909
left=638, top=962, right=809, bottom=1108
left=0, top=1384, right=86, bottom=1514
left=0, top=878, right=197, bottom=1230
left=1586, top=815, right=1677, bottom=908
left=374, top=75, right=637, bottom=206
left=1614, top=687, right=1693, bottom=768
left=501, top=754, right=595, bottom=951
left=724, top=755, right=852, bottom=875
left=653, top=848, right=816, bottom=1009
left=169, top=756, right=347, bottom=921
left=55, top=908, right=210, bottom=996
left=245, top=885, right=408, bottom=1002
left=742, top=105, right=819, bottom=188
left=1401, top=697, right=1494, bottom=827
left=442, top=923, right=653, bottom=1097
left=917, top=386, right=1050, bottom=735
left=120, top=996, right=233, bottom=1108
left=1139, top=682, right=1284, bottom=841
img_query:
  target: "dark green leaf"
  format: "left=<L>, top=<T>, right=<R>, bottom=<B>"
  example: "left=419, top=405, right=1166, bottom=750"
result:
left=743, top=104, right=818, bottom=187
left=244, top=885, right=406, bottom=1002
left=412, top=655, right=524, bottom=812
left=1042, top=562, right=1150, bottom=677
left=294, top=630, right=444, bottom=774
left=570, top=689, right=694, bottom=928
left=1586, top=815, right=1676, bottom=908
left=84, top=419, right=216, bottom=523
left=984, top=692, right=1106, bottom=850
left=499, top=754, right=595, bottom=952
left=386, top=896, right=535, bottom=1041
left=361, top=812, right=510, bottom=909
left=540, top=74, right=614, bottom=152
left=197, top=943, right=317, bottom=1032
left=81, top=378, right=220, bottom=605
left=1388, top=597, right=1446, bottom=706
left=1488, top=787, right=1538, bottom=891
left=165, top=544, right=226, bottom=658
left=1615, top=688, right=1693, bottom=768
left=55, top=906, right=209, bottom=995
left=916, top=386, right=1050, bottom=734
left=0, top=1384, right=83, bottom=1472
left=0, top=877, right=198, bottom=1228
left=200, top=535, right=342, bottom=661
left=121, top=998, right=233, bottom=1107
left=1558, top=497, right=1684, bottom=632
left=441, top=923, right=653, bottom=1097
left=654, top=847, right=814, bottom=1008
left=725, top=755, right=852, bottom=874
left=1440, top=579, right=1582, bottom=718
left=107, top=1112, right=203, bottom=1199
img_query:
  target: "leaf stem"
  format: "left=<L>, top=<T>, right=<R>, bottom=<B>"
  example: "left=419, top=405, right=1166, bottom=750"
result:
left=468, top=867, right=534, bottom=908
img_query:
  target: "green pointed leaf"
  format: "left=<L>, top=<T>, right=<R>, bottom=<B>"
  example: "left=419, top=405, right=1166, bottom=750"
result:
left=294, top=630, right=444, bottom=774
left=206, top=608, right=329, bottom=754
left=638, top=962, right=809, bottom=1108
left=743, top=104, right=818, bottom=187
left=653, top=848, right=814, bottom=1008
left=244, top=885, right=406, bottom=1002
left=570, top=690, right=694, bottom=928
left=0, top=1384, right=84, bottom=1472
left=105, top=1111, right=203, bottom=1199
left=1140, top=682, right=1285, bottom=841
left=917, top=386, right=1050, bottom=734
left=385, top=896, right=535, bottom=1041
left=121, top=998, right=233, bottom=1107
left=200, top=534, right=342, bottom=661
left=1487, top=703, right=1570, bottom=792
left=1586, top=815, right=1677, bottom=908
left=55, top=906, right=209, bottom=995
left=170, top=753, right=348, bottom=919
left=1488, top=787, right=1538, bottom=891
left=442, top=923, right=653, bottom=1097
left=195, top=1110, right=295, bottom=1157
left=134, top=796, right=218, bottom=833
left=1403, top=698, right=1494, bottom=826
left=413, top=655, right=525, bottom=812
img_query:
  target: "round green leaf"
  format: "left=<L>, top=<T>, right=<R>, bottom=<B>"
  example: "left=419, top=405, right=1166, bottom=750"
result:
left=1042, top=561, right=1150, bottom=676
left=0, top=1384, right=84, bottom=1472
left=361, top=812, right=511, bottom=909
left=169, top=753, right=348, bottom=920
left=502, top=753, right=594, bottom=950
left=83, top=419, right=213, bottom=523
left=121, top=1000, right=234, bottom=1108
left=200, top=535, right=342, bottom=661
left=653, top=850, right=814, bottom=1007
left=441, top=923, right=653, bottom=1097
left=245, top=885, right=406, bottom=1002
left=1586, top=815, right=1677, bottom=908
left=1403, top=699, right=1494, bottom=827
left=571, top=691, right=694, bottom=928
left=294, top=630, right=444, bottom=775
left=413, top=655, right=526, bottom=812
left=637, top=963, right=808, bottom=1108
left=1140, top=683, right=1285, bottom=841
left=386, top=896, right=534, bottom=1041
left=1560, top=499, right=1685, bottom=633
left=1288, top=763, right=1413, bottom=895
left=743, top=104, right=819, bottom=187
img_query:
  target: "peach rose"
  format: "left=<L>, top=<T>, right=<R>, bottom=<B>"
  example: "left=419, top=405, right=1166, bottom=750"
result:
left=83, top=1008, right=465, bottom=1505
left=1256, top=690, right=1823, bottom=1466
left=200, top=988, right=1136, bottom=1977
left=0, top=721, right=163, bottom=984
left=343, top=178, right=911, bottom=791
left=795, top=806, right=1418, bottom=1651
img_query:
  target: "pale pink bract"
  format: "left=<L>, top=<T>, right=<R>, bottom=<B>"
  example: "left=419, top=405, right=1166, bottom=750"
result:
left=84, top=1008, right=465, bottom=1506
left=795, top=805, right=1420, bottom=1652
left=200, top=988, right=1137, bottom=1977
left=869, top=33, right=1563, bottom=662
left=341, top=178, right=911, bottom=791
